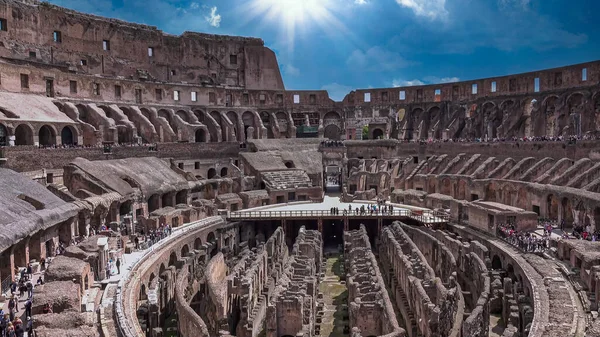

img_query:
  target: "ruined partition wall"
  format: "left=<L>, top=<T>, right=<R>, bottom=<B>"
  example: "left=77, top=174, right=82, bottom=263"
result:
left=379, top=222, right=464, bottom=337
left=344, top=225, right=405, bottom=337
left=266, top=227, right=323, bottom=337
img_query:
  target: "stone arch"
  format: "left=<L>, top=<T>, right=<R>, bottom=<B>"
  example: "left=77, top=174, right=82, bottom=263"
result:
left=456, top=179, right=467, bottom=200
left=148, top=194, right=160, bottom=213
left=485, top=182, right=498, bottom=202
left=546, top=194, right=559, bottom=220
left=275, top=111, right=289, bottom=135
left=516, top=187, right=528, bottom=210
left=427, top=106, right=442, bottom=139
left=61, top=125, right=77, bottom=145
left=563, top=92, right=584, bottom=136
left=409, top=108, right=423, bottom=140
left=324, top=124, right=341, bottom=140
left=0, top=123, right=7, bottom=146
left=207, top=168, right=216, bottom=179
left=227, top=111, right=240, bottom=141
left=561, top=197, right=574, bottom=225
left=194, top=110, right=218, bottom=142
left=210, top=111, right=229, bottom=141
left=502, top=185, right=517, bottom=206
left=372, top=128, right=384, bottom=140
left=542, top=95, right=559, bottom=137
left=194, top=237, right=203, bottom=250
left=168, top=251, right=178, bottom=266
left=38, top=124, right=57, bottom=146
left=207, top=231, right=216, bottom=243
left=175, top=190, right=187, bottom=205
left=491, top=255, right=502, bottom=270
left=440, top=178, right=453, bottom=197
left=176, top=110, right=190, bottom=123
left=195, top=129, right=207, bottom=143
left=242, top=111, right=257, bottom=140
left=181, top=244, right=190, bottom=258
left=220, top=167, right=228, bottom=177
left=284, top=161, right=295, bottom=169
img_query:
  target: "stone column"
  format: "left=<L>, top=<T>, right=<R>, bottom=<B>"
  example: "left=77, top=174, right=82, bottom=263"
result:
left=344, top=218, right=349, bottom=231
left=317, top=218, right=323, bottom=233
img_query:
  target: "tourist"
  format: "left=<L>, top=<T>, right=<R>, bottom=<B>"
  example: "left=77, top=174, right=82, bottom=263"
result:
left=116, top=258, right=121, bottom=275
left=36, top=276, right=43, bottom=286
left=42, top=303, right=52, bottom=314
left=26, top=280, right=33, bottom=298
left=25, top=318, right=32, bottom=337
left=24, top=298, right=32, bottom=319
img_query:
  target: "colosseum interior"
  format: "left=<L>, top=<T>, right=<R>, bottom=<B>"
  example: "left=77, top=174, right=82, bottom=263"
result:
left=0, top=0, right=599, bottom=336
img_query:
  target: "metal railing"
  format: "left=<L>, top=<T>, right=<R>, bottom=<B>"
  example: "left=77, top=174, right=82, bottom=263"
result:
left=227, top=209, right=450, bottom=223
left=1, top=274, right=11, bottom=295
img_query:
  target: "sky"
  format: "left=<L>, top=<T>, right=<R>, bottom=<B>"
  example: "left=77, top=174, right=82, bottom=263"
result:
left=48, top=0, right=600, bottom=101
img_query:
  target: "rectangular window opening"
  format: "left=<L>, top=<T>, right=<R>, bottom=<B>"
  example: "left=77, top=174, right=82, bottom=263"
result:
left=293, top=94, right=300, bottom=104
left=80, top=59, right=87, bottom=66
left=102, top=40, right=110, bottom=51
left=194, top=162, right=200, bottom=170
left=0, top=18, right=7, bottom=32
left=310, top=94, right=316, bottom=104
left=381, top=91, right=388, bottom=101
left=53, top=31, right=62, bottom=43
left=276, top=94, right=283, bottom=104
left=93, top=83, right=100, bottom=95
left=364, top=92, right=371, bottom=102
left=114, top=85, right=122, bottom=99
left=582, top=68, right=588, bottom=81
left=173, top=90, right=180, bottom=101
left=226, top=94, right=232, bottom=106
left=148, top=47, right=154, bottom=57
left=491, top=81, right=497, bottom=93
left=434, top=89, right=441, bottom=96
left=70, top=80, right=77, bottom=94
left=209, top=92, right=216, bottom=104
left=29, top=51, right=36, bottom=58
left=534, top=77, right=540, bottom=92
left=191, top=91, right=197, bottom=102
left=155, top=88, right=162, bottom=101
left=243, top=93, right=249, bottom=105
left=399, top=90, right=406, bottom=100
left=472, top=83, right=478, bottom=94
left=20, top=74, right=29, bottom=89
left=259, top=94, right=266, bottom=104
left=135, top=88, right=142, bottom=104
left=230, top=54, right=237, bottom=65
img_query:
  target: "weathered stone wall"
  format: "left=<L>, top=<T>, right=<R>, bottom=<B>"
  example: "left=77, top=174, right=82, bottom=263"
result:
left=344, top=225, right=405, bottom=337
left=266, top=227, right=322, bottom=337
left=379, top=222, right=463, bottom=337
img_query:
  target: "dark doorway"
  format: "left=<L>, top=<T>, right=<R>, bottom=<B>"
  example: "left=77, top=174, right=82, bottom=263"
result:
left=0, top=123, right=7, bottom=146
left=61, top=126, right=74, bottom=145
left=39, top=125, right=56, bottom=146
left=46, top=79, right=55, bottom=97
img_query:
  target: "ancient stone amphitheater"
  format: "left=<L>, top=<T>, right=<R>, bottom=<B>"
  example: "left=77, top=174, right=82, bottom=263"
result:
left=0, top=0, right=599, bottom=337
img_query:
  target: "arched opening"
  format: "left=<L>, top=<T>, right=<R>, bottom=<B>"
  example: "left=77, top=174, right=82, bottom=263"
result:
left=148, top=194, right=160, bottom=213
left=323, top=124, right=341, bottom=140
left=38, top=125, right=56, bottom=146
left=220, top=167, right=228, bottom=177
left=491, top=255, right=502, bottom=270
left=207, top=168, right=216, bottom=179
left=140, top=284, right=147, bottom=301
left=175, top=190, right=187, bottom=205
left=61, top=126, right=75, bottom=145
left=284, top=161, right=295, bottom=169
left=194, top=238, right=203, bottom=250
left=162, top=193, right=173, bottom=208
left=561, top=197, right=574, bottom=225
left=547, top=194, right=559, bottom=220
left=176, top=110, right=190, bottom=123
left=207, top=231, right=218, bottom=257
left=15, top=124, right=34, bottom=146
left=0, top=123, right=7, bottom=146
left=242, top=111, right=255, bottom=140
left=372, top=128, right=384, bottom=140
left=168, top=252, right=177, bottom=266
left=181, top=244, right=190, bottom=258
left=195, top=129, right=207, bottom=143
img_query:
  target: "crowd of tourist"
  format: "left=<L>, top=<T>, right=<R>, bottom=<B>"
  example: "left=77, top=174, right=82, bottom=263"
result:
left=134, top=223, right=172, bottom=250
left=496, top=223, right=550, bottom=253
left=35, top=142, right=160, bottom=151
left=1, top=265, right=38, bottom=337
left=328, top=203, right=396, bottom=216
left=320, top=140, right=345, bottom=147
left=401, top=134, right=598, bottom=144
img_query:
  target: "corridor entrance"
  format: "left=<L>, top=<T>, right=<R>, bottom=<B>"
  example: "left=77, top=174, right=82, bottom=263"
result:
left=325, top=165, right=342, bottom=193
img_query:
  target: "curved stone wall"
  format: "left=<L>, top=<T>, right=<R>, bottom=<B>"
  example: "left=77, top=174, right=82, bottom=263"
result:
left=116, top=216, right=225, bottom=337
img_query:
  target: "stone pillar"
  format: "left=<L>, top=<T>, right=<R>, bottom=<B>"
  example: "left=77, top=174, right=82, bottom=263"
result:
left=344, top=218, right=349, bottom=231
left=9, top=247, right=15, bottom=281
left=318, top=218, right=323, bottom=233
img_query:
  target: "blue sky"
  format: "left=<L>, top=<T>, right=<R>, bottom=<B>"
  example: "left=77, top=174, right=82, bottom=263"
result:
left=49, top=0, right=600, bottom=101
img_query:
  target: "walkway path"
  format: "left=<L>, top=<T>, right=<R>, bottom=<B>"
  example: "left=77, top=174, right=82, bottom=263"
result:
left=318, top=253, right=349, bottom=337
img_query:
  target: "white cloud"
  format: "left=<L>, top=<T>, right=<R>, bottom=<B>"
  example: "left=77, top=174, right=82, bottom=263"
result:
left=392, top=79, right=425, bottom=87
left=190, top=2, right=199, bottom=10
left=205, top=6, right=221, bottom=27
left=284, top=64, right=300, bottom=76
left=355, top=0, right=369, bottom=4
left=392, top=76, right=460, bottom=87
left=347, top=46, right=412, bottom=71
left=321, top=83, right=354, bottom=101
left=395, top=0, right=448, bottom=20
left=423, top=76, right=460, bottom=83
left=498, top=0, right=531, bottom=9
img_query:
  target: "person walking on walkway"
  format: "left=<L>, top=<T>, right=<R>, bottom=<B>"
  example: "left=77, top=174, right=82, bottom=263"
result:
left=116, top=258, right=121, bottom=275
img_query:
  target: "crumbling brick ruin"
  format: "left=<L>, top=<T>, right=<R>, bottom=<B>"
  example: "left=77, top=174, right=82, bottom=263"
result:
left=0, top=0, right=599, bottom=336
left=266, top=227, right=322, bottom=337
left=344, top=225, right=404, bottom=337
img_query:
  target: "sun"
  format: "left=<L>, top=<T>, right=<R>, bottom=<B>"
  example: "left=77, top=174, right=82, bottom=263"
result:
left=245, top=0, right=343, bottom=53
